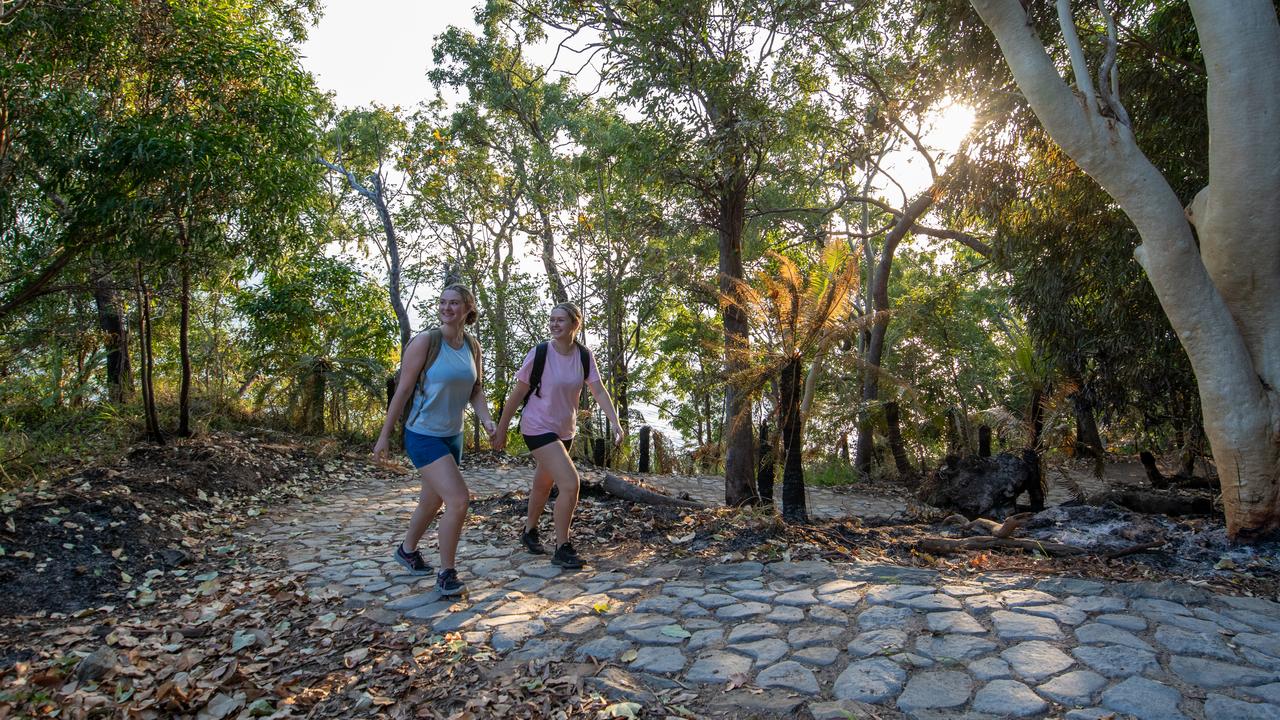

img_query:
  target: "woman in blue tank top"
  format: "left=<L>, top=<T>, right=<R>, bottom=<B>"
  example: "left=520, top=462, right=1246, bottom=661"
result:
left=373, top=284, right=496, bottom=596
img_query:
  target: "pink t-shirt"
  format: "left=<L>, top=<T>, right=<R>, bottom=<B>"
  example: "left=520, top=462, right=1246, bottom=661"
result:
left=516, top=343, right=601, bottom=440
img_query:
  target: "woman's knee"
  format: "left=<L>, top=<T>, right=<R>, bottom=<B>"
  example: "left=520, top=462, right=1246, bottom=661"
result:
left=441, top=491, right=469, bottom=513
left=531, top=471, right=555, bottom=492
left=554, top=470, right=580, bottom=493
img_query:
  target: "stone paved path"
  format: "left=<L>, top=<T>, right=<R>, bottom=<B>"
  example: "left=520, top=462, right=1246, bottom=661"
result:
left=253, top=468, right=1280, bottom=719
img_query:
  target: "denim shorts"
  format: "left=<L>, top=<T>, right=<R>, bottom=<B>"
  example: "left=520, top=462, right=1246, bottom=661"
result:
left=523, top=432, right=573, bottom=453
left=404, top=429, right=463, bottom=468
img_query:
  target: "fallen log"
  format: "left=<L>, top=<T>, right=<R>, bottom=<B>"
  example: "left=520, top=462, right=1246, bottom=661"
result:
left=1091, top=490, right=1213, bottom=517
left=591, top=472, right=706, bottom=509
left=916, top=535, right=1088, bottom=557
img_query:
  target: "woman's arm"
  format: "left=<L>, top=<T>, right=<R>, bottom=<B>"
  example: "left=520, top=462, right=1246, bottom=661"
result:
left=492, top=380, right=531, bottom=452
left=373, top=336, right=429, bottom=462
left=469, top=346, right=496, bottom=438
left=588, top=379, right=625, bottom=446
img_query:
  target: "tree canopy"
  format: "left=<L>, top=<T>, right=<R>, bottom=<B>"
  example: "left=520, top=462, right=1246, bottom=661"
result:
left=5, top=0, right=1278, bottom=537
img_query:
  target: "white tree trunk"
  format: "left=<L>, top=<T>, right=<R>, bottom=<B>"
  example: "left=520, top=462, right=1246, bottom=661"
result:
left=971, top=0, right=1280, bottom=539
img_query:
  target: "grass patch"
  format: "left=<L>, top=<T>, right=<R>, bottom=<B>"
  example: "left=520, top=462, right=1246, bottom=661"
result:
left=805, top=455, right=861, bottom=487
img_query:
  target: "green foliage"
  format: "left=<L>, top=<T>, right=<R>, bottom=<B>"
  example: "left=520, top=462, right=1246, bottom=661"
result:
left=0, top=0, right=1223, bottom=485
left=806, top=455, right=861, bottom=488
left=237, top=255, right=397, bottom=435
left=924, top=0, right=1205, bottom=449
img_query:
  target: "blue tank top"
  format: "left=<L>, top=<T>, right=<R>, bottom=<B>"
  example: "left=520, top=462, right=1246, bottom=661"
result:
left=404, top=339, right=476, bottom=436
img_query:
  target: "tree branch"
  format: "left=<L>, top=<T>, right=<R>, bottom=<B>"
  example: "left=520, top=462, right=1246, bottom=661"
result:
left=1095, top=0, right=1130, bottom=125
left=1056, top=0, right=1097, bottom=104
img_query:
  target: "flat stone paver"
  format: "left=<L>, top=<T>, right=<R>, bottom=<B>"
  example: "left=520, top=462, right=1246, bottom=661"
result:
left=1100, top=676, right=1186, bottom=720
left=897, top=670, right=971, bottom=712
left=834, top=658, right=907, bottom=703
left=756, top=660, right=820, bottom=694
left=972, top=679, right=1047, bottom=717
left=1001, top=641, right=1075, bottom=682
left=687, top=651, right=753, bottom=684
left=1038, top=669, right=1107, bottom=706
left=244, top=462, right=1280, bottom=720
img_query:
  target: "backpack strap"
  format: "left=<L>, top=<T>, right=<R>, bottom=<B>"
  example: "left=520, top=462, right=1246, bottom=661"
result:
left=419, top=328, right=444, bottom=379
left=462, top=330, right=482, bottom=395
left=399, top=328, right=442, bottom=433
left=521, top=342, right=550, bottom=408
left=522, top=341, right=594, bottom=409
left=578, top=342, right=590, bottom=382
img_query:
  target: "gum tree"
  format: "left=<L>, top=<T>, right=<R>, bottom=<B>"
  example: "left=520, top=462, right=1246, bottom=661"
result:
left=969, top=0, right=1280, bottom=539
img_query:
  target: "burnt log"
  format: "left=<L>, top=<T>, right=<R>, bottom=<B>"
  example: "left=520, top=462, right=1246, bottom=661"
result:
left=591, top=472, right=705, bottom=508
left=918, top=449, right=1045, bottom=520
left=1091, top=490, right=1214, bottom=517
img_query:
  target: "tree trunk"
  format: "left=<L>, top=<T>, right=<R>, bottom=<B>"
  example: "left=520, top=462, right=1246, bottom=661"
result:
left=306, top=358, right=326, bottom=434
left=971, top=0, right=1280, bottom=540
left=1139, top=450, right=1169, bottom=489
left=855, top=191, right=937, bottom=474
left=1178, top=423, right=1203, bottom=478
left=369, top=175, right=413, bottom=352
left=639, top=425, right=651, bottom=473
left=756, top=419, right=775, bottom=505
left=884, top=400, right=916, bottom=481
left=135, top=265, right=162, bottom=444
left=780, top=355, right=807, bottom=523
left=1029, top=388, right=1045, bottom=452
left=978, top=425, right=992, bottom=458
left=719, top=173, right=756, bottom=506
left=1072, top=392, right=1104, bottom=459
left=539, top=206, right=568, bottom=304
left=177, top=224, right=192, bottom=437
left=93, top=275, right=131, bottom=403
left=606, top=283, right=630, bottom=438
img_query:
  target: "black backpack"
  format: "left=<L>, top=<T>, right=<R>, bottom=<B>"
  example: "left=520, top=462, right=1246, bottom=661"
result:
left=522, top=341, right=590, bottom=408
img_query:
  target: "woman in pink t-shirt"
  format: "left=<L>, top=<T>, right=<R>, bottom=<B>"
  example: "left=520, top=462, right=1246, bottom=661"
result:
left=493, top=302, right=623, bottom=568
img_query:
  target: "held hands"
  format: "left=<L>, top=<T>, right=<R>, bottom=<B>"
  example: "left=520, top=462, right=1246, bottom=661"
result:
left=612, top=422, right=624, bottom=447
left=371, top=436, right=393, bottom=467
left=484, top=420, right=503, bottom=451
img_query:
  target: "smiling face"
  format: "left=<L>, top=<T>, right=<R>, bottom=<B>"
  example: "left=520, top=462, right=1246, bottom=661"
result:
left=548, top=307, right=578, bottom=342
left=438, top=288, right=469, bottom=326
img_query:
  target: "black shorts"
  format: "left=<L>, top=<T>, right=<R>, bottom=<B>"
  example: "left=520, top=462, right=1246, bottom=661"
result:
left=523, top=432, right=573, bottom=453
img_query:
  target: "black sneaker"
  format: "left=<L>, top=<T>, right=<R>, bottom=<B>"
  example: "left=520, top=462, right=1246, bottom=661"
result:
left=520, top=526, right=547, bottom=554
left=551, top=542, right=584, bottom=569
left=436, top=568, right=465, bottom=596
left=393, top=544, right=433, bottom=575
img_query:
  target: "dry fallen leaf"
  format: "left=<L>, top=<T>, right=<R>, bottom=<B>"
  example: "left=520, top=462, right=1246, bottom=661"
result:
left=343, top=647, right=369, bottom=668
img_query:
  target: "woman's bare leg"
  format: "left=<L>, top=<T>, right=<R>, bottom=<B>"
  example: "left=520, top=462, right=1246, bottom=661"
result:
left=525, top=463, right=555, bottom=531
left=418, top=455, right=469, bottom=569
left=403, top=479, right=443, bottom=552
left=531, top=442, right=579, bottom=547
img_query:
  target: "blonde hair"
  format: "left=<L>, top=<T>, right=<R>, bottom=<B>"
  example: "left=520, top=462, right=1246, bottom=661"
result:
left=551, top=301, right=582, bottom=330
left=442, top=283, right=478, bottom=325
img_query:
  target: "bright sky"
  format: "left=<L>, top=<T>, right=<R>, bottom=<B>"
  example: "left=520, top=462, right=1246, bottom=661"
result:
left=300, top=1, right=479, bottom=111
